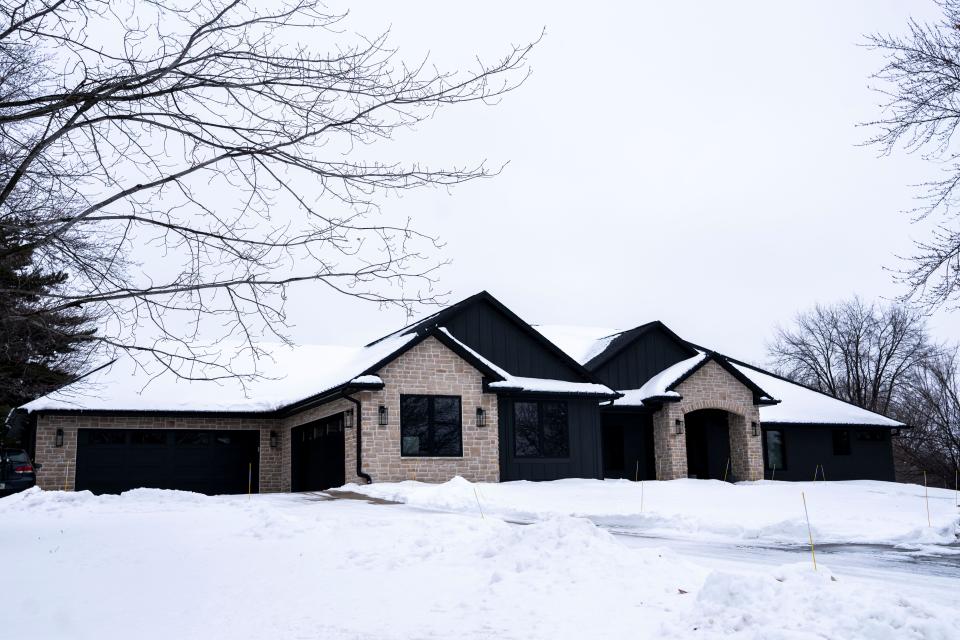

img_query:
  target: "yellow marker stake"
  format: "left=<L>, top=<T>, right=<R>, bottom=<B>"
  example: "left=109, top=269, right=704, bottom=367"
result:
left=722, top=458, right=730, bottom=482
left=924, top=471, right=931, bottom=528
left=635, top=459, right=640, bottom=482
left=801, top=491, right=817, bottom=571
left=473, top=487, right=485, bottom=520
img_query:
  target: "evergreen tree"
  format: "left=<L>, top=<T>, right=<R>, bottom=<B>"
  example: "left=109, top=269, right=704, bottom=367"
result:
left=0, top=224, right=94, bottom=445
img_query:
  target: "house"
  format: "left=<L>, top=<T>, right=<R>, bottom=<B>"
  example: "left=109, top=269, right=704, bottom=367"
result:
left=536, top=322, right=902, bottom=483
left=17, top=291, right=903, bottom=495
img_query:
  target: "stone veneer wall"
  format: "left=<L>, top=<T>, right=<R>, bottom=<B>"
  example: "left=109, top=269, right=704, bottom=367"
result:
left=355, top=336, right=499, bottom=483
left=651, top=360, right=764, bottom=481
left=33, top=336, right=501, bottom=493
left=278, top=337, right=500, bottom=486
left=34, top=414, right=282, bottom=492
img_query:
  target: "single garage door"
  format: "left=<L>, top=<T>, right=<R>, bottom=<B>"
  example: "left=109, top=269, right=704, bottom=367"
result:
left=291, top=414, right=345, bottom=492
left=75, top=429, right=260, bottom=495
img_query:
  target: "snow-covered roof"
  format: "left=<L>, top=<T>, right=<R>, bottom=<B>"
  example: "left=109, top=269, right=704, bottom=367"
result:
left=438, top=329, right=618, bottom=397
left=487, top=376, right=618, bottom=396
left=22, top=322, right=619, bottom=414
left=612, top=353, right=708, bottom=407
left=541, top=323, right=902, bottom=427
left=534, top=325, right=619, bottom=365
left=731, top=363, right=905, bottom=427
left=21, top=333, right=416, bottom=414
left=23, top=301, right=902, bottom=427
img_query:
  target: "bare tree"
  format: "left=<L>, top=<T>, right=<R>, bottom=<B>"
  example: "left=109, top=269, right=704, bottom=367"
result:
left=0, top=0, right=536, bottom=383
left=768, top=298, right=931, bottom=415
left=894, top=347, right=960, bottom=487
left=866, top=2, right=960, bottom=308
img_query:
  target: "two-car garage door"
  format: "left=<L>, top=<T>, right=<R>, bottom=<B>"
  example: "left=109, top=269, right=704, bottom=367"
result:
left=75, top=429, right=259, bottom=495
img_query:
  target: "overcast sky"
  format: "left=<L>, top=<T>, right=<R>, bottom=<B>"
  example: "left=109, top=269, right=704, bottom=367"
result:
left=276, top=1, right=955, bottom=365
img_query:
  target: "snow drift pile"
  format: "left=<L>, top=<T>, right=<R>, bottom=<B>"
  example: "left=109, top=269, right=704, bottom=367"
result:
left=1, top=486, right=958, bottom=639
left=347, top=476, right=960, bottom=549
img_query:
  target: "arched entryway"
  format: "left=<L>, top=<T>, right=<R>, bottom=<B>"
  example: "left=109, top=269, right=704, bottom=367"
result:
left=684, top=409, right=735, bottom=480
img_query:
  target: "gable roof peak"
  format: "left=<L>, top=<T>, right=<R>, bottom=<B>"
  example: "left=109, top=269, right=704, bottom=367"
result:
left=367, top=290, right=608, bottom=384
left=582, top=319, right=698, bottom=370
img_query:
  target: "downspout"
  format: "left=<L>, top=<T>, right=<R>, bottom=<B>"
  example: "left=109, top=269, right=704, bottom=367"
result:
left=343, top=392, right=372, bottom=484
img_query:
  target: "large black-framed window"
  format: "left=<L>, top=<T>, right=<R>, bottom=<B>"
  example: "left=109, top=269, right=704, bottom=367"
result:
left=764, top=428, right=786, bottom=470
left=514, top=400, right=569, bottom=459
left=400, top=395, right=462, bottom=457
left=832, top=429, right=851, bottom=456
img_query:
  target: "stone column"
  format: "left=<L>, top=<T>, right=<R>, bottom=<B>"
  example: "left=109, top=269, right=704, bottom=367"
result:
left=34, top=416, right=78, bottom=491
left=652, top=403, right=688, bottom=479
left=727, top=408, right=764, bottom=481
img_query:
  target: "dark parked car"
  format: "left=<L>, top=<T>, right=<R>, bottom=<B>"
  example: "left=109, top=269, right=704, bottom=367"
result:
left=0, top=448, right=37, bottom=497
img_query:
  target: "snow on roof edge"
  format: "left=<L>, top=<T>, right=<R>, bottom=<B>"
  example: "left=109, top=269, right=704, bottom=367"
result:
left=611, top=353, right=708, bottom=408
left=730, top=362, right=905, bottom=428
left=439, top=328, right=618, bottom=397
left=20, top=334, right=417, bottom=415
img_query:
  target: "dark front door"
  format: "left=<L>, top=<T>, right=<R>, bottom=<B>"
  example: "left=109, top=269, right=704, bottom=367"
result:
left=684, top=410, right=731, bottom=480
left=291, top=414, right=345, bottom=492
left=75, top=429, right=259, bottom=495
left=601, top=412, right=656, bottom=480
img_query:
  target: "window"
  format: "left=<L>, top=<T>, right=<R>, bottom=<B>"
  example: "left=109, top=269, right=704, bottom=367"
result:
left=514, top=400, right=569, bottom=458
left=130, top=431, right=166, bottom=445
left=175, top=431, right=211, bottom=446
left=88, top=430, right=126, bottom=445
left=832, top=429, right=851, bottom=456
left=400, top=395, right=462, bottom=457
left=764, top=429, right=786, bottom=470
left=0, top=449, right=30, bottom=464
left=856, top=430, right=886, bottom=442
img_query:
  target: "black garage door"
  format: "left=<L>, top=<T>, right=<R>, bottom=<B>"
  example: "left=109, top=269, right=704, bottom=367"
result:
left=291, top=414, right=345, bottom=492
left=75, top=429, right=259, bottom=495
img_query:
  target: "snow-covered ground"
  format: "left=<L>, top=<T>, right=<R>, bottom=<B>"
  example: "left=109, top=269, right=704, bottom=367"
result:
left=347, top=477, right=960, bottom=550
left=1, top=484, right=958, bottom=639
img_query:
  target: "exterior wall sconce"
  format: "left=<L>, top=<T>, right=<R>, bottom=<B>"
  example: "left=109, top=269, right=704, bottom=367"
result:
left=476, top=407, right=486, bottom=427
left=269, top=430, right=279, bottom=448
left=55, top=428, right=64, bottom=448
left=378, top=405, right=388, bottom=427
left=344, top=409, right=354, bottom=429
left=674, top=419, right=684, bottom=435
left=751, top=421, right=759, bottom=437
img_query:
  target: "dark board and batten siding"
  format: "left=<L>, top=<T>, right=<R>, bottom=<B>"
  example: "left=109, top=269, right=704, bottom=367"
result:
left=761, top=426, right=895, bottom=482
left=443, top=298, right=585, bottom=382
left=497, top=396, right=604, bottom=481
left=591, top=326, right=695, bottom=390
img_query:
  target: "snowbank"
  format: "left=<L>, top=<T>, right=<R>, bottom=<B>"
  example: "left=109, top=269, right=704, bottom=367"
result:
left=667, top=562, right=956, bottom=640
left=1, top=488, right=956, bottom=639
left=345, top=477, right=960, bottom=548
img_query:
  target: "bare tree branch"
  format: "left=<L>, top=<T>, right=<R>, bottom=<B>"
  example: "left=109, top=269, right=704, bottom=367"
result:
left=0, top=0, right=538, bottom=383
left=866, top=1, right=960, bottom=308
left=768, top=298, right=932, bottom=415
